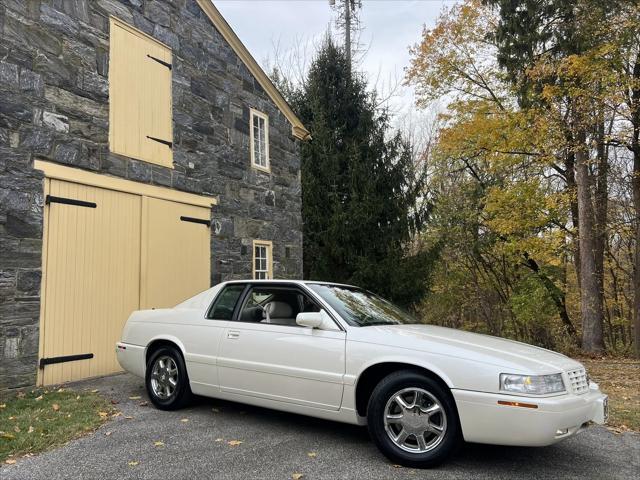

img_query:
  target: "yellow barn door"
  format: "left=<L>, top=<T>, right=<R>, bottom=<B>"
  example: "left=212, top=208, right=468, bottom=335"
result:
left=141, top=197, right=211, bottom=309
left=40, top=180, right=141, bottom=385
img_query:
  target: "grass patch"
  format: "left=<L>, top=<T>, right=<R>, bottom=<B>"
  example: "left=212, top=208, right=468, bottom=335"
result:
left=0, top=388, right=114, bottom=464
left=580, top=357, right=640, bottom=432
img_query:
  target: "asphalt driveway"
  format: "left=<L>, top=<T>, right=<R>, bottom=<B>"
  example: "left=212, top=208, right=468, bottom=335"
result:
left=1, top=373, right=638, bottom=480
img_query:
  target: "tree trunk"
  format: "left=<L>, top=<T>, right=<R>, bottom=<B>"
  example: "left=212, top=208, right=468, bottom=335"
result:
left=631, top=54, right=640, bottom=359
left=575, top=128, right=605, bottom=353
left=565, top=149, right=581, bottom=291
left=594, top=109, right=608, bottom=313
left=632, top=114, right=640, bottom=359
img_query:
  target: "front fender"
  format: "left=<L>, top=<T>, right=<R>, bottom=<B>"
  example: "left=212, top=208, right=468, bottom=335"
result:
left=351, top=355, right=455, bottom=389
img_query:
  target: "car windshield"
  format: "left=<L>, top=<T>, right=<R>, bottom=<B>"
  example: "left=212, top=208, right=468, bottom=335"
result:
left=307, top=284, right=415, bottom=327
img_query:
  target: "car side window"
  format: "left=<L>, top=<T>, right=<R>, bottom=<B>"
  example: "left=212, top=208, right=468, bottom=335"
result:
left=237, top=287, right=317, bottom=327
left=207, top=285, right=245, bottom=320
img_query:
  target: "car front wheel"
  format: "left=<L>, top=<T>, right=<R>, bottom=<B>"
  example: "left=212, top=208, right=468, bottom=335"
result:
left=367, top=370, right=460, bottom=468
left=145, top=345, right=192, bottom=410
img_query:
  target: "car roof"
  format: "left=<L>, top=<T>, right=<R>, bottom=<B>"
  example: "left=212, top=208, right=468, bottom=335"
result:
left=219, top=279, right=359, bottom=289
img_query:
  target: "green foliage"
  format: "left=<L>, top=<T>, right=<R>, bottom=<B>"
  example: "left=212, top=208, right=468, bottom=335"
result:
left=407, top=0, right=637, bottom=354
left=283, top=38, right=437, bottom=307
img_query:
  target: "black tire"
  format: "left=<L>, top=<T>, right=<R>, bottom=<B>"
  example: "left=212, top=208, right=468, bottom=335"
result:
left=366, top=370, right=461, bottom=468
left=145, top=345, right=192, bottom=410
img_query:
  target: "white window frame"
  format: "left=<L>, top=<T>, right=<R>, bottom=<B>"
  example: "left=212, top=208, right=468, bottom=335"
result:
left=252, top=240, right=273, bottom=280
left=250, top=108, right=270, bottom=172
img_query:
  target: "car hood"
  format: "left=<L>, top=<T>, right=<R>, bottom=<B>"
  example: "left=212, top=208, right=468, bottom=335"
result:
left=349, top=324, right=581, bottom=374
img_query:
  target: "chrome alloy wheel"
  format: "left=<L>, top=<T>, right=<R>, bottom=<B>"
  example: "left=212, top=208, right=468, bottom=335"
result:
left=150, top=355, right=178, bottom=399
left=383, top=387, right=448, bottom=453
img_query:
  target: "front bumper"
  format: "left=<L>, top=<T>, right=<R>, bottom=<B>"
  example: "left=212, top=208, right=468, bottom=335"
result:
left=452, top=386, right=608, bottom=447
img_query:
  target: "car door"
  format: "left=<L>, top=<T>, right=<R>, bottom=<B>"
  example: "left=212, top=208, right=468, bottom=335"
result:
left=182, top=283, right=246, bottom=393
left=217, top=284, right=346, bottom=410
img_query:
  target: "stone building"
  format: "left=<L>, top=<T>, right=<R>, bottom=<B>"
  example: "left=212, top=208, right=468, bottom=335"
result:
left=0, top=0, right=309, bottom=389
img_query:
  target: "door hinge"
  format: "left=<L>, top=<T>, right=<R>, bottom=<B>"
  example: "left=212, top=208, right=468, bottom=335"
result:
left=45, top=195, right=97, bottom=209
left=146, top=54, right=172, bottom=70
left=39, top=353, right=94, bottom=369
left=180, top=216, right=211, bottom=227
left=146, top=136, right=173, bottom=148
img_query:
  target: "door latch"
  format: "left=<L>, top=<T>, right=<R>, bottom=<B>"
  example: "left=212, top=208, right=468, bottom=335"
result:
left=227, top=330, right=240, bottom=340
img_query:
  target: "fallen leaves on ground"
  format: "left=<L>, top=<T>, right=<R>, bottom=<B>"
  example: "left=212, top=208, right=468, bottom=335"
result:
left=104, top=431, right=112, bottom=436
left=292, top=474, right=304, bottom=480
left=5, top=459, right=16, bottom=465
left=0, top=388, right=113, bottom=463
left=579, top=357, right=640, bottom=431
left=214, top=438, right=223, bottom=442
left=98, top=411, right=109, bottom=418
left=180, top=418, right=189, bottom=423
left=227, top=440, right=243, bottom=446
left=129, top=396, right=141, bottom=400
left=153, top=441, right=165, bottom=447
left=307, top=452, right=317, bottom=458
left=128, top=461, right=139, bottom=467
left=138, top=401, right=148, bottom=407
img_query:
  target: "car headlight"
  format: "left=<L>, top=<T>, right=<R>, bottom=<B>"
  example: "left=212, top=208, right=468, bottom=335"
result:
left=500, top=373, right=565, bottom=395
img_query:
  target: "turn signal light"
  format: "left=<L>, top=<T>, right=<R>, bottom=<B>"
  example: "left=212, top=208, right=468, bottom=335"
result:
left=497, top=400, right=538, bottom=409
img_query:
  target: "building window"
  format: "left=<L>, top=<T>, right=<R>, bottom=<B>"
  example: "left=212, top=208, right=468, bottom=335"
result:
left=250, top=109, right=269, bottom=172
left=253, top=240, right=273, bottom=279
left=109, top=17, right=173, bottom=168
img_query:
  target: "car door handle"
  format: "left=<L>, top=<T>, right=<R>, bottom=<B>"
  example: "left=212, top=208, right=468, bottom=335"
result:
left=227, top=330, right=240, bottom=340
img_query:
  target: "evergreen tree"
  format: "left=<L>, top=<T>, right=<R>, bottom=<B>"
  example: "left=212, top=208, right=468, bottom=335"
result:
left=283, top=38, right=436, bottom=307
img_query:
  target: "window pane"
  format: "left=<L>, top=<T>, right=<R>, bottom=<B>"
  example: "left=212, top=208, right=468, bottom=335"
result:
left=251, top=114, right=267, bottom=168
left=208, top=285, right=245, bottom=320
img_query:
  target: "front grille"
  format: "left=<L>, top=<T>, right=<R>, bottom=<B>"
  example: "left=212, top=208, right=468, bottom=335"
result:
left=567, top=368, right=589, bottom=394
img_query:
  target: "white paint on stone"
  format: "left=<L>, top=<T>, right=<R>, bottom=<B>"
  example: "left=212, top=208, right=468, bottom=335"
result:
left=42, top=111, right=69, bottom=133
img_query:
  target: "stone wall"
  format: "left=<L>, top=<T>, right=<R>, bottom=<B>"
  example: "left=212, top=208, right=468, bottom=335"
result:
left=0, top=0, right=303, bottom=389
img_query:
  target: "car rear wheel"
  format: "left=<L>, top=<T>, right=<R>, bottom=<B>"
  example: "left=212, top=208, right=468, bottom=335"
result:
left=367, top=370, right=460, bottom=468
left=145, top=345, right=192, bottom=410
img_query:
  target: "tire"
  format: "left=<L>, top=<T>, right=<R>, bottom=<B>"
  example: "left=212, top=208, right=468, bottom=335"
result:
left=366, top=370, right=461, bottom=468
left=145, top=345, right=192, bottom=410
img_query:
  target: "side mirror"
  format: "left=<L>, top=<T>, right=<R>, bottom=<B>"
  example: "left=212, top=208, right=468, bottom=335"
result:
left=296, top=311, right=323, bottom=328
left=296, top=309, right=337, bottom=330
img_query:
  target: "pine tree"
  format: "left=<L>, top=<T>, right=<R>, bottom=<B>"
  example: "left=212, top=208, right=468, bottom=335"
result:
left=285, top=38, right=436, bottom=307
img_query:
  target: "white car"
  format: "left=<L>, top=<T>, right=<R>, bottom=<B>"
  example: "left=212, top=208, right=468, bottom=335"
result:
left=116, top=280, right=608, bottom=467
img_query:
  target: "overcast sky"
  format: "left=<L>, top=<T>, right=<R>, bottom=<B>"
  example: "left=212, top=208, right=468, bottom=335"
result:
left=215, top=0, right=455, bottom=119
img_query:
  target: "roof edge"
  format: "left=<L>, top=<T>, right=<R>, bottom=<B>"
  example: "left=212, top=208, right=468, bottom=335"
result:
left=196, top=0, right=311, bottom=141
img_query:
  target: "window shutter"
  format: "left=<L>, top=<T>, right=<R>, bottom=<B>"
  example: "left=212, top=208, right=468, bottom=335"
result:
left=109, top=18, right=172, bottom=167
left=141, top=38, right=173, bottom=167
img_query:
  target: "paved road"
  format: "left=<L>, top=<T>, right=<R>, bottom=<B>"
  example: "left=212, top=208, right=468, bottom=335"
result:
left=1, top=374, right=638, bottom=480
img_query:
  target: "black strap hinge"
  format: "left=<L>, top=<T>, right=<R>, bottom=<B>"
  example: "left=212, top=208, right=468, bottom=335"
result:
left=147, top=54, right=172, bottom=70
left=146, top=136, right=173, bottom=148
left=46, top=195, right=97, bottom=209
left=180, top=216, right=211, bottom=227
left=39, top=353, right=94, bottom=369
